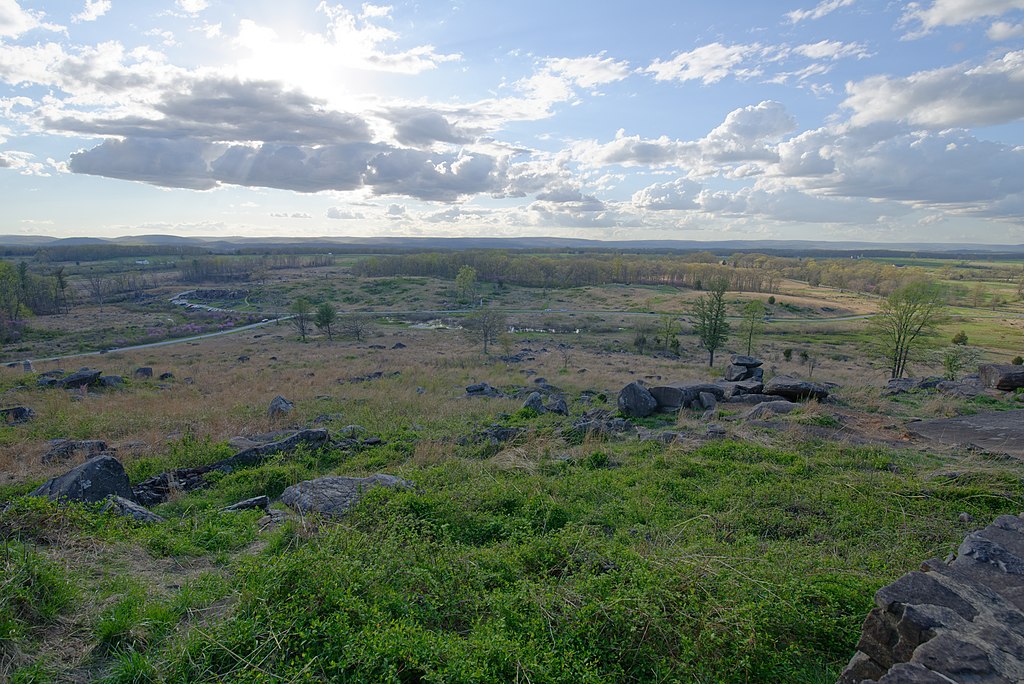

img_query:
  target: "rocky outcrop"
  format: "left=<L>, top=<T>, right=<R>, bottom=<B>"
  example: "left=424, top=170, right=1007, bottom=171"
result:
left=57, top=368, right=102, bottom=389
left=979, top=364, right=1024, bottom=391
left=617, top=382, right=657, bottom=418
left=723, top=355, right=764, bottom=383
left=838, top=514, right=1024, bottom=684
left=648, top=383, right=725, bottom=412
left=133, top=429, right=330, bottom=506
left=764, top=375, right=830, bottom=401
left=281, top=474, right=412, bottom=517
left=31, top=455, right=133, bottom=504
left=562, top=409, right=633, bottom=442
left=907, top=409, right=1024, bottom=458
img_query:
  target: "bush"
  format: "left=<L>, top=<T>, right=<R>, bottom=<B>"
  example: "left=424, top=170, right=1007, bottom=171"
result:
left=1013, top=356, right=1023, bottom=366
left=951, top=330, right=968, bottom=345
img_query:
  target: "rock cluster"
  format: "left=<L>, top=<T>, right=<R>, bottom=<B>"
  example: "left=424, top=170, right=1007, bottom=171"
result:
left=838, top=513, right=1024, bottom=683
left=723, top=355, right=764, bottom=383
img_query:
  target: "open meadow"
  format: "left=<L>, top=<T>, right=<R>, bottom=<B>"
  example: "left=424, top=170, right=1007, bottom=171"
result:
left=2, top=246, right=1024, bottom=683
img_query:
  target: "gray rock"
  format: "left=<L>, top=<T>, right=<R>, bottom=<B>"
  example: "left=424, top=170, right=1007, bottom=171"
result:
left=58, top=368, right=102, bottom=389
left=724, top=379, right=764, bottom=396
left=42, top=438, right=109, bottom=464
left=699, top=392, right=718, bottom=411
left=545, top=396, right=569, bottom=416
left=979, top=364, right=1024, bottom=391
left=936, top=380, right=981, bottom=399
left=99, top=375, right=124, bottom=388
left=31, top=455, right=133, bottom=503
left=221, top=495, right=270, bottom=512
left=0, top=406, right=35, bottom=424
left=466, top=382, right=503, bottom=398
left=730, top=355, right=763, bottom=368
left=616, top=382, right=657, bottom=418
left=281, top=474, right=412, bottom=517
left=726, top=393, right=777, bottom=405
left=133, top=367, right=153, bottom=379
left=268, top=395, right=294, bottom=419
left=523, top=391, right=546, bottom=413
left=763, top=375, right=830, bottom=401
left=749, top=367, right=764, bottom=382
left=159, top=372, right=174, bottom=381
left=101, top=495, right=164, bottom=523
left=648, top=383, right=725, bottom=412
left=459, top=425, right=526, bottom=446
left=22, top=360, right=32, bottom=372
left=723, top=364, right=749, bottom=382
left=908, top=409, right=1024, bottom=458
left=743, top=400, right=798, bottom=419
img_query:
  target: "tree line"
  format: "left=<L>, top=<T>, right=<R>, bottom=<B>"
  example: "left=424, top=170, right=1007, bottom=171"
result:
left=354, top=251, right=778, bottom=293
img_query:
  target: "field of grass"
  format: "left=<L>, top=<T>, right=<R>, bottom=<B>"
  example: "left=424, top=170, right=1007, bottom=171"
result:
left=1, top=248, right=1023, bottom=682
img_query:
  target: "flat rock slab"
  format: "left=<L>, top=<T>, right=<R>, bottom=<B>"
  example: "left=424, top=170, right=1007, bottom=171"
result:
left=908, top=409, right=1024, bottom=457
left=282, top=474, right=412, bottom=517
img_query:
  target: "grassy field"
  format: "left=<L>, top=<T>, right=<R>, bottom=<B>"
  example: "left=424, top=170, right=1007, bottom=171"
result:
left=1, top=249, right=1023, bottom=682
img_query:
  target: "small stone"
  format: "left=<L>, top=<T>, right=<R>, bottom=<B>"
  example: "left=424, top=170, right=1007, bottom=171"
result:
left=268, top=395, right=294, bottom=419
left=959, top=512, right=974, bottom=523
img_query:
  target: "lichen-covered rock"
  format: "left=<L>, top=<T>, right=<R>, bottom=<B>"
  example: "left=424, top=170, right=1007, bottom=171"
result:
left=979, top=364, right=1024, bottom=391
left=742, top=400, right=798, bottom=420
left=57, top=368, right=102, bottom=389
left=101, top=495, right=164, bottom=523
left=763, top=375, right=830, bottom=401
left=267, top=395, right=294, bottom=419
left=282, top=474, right=412, bottom=517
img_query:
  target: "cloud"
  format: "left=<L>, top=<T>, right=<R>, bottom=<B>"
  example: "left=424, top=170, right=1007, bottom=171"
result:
left=771, top=124, right=1024, bottom=220
left=842, top=50, right=1024, bottom=128
left=327, top=207, right=365, bottom=219
left=900, top=0, right=1024, bottom=36
left=365, top=149, right=501, bottom=201
left=382, top=107, right=476, bottom=147
left=176, top=0, right=207, bottom=14
left=543, top=53, right=631, bottom=89
left=988, top=20, right=1024, bottom=38
left=632, top=178, right=703, bottom=210
left=791, top=40, right=870, bottom=61
left=73, top=0, right=111, bottom=23
left=211, top=142, right=381, bottom=192
left=786, top=0, right=857, bottom=23
left=0, top=0, right=63, bottom=38
left=49, top=76, right=373, bottom=144
left=269, top=211, right=312, bottom=219
left=645, top=42, right=760, bottom=84
left=573, top=100, right=794, bottom=174
left=68, top=137, right=217, bottom=189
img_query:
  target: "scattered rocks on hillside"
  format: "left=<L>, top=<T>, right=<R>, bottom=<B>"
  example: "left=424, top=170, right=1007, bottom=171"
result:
left=838, top=513, right=1024, bottom=684
left=281, top=474, right=412, bottom=517
left=466, top=382, right=505, bottom=398
left=31, top=455, right=133, bottom=504
left=267, top=395, right=294, bottom=419
left=344, top=370, right=401, bottom=383
left=36, top=370, right=65, bottom=387
left=523, top=392, right=545, bottom=413
left=42, top=439, right=109, bottom=464
left=979, top=363, right=1024, bottom=391
left=763, top=375, right=830, bottom=401
left=159, top=372, right=174, bottom=381
left=221, top=495, right=270, bottom=513
left=133, top=429, right=330, bottom=506
left=742, top=400, right=798, bottom=420
left=57, top=368, right=102, bottom=389
left=637, top=428, right=684, bottom=444
left=545, top=395, right=569, bottom=416
left=99, top=375, right=124, bottom=388
left=134, top=367, right=153, bottom=379
left=883, top=377, right=941, bottom=396
left=616, top=382, right=657, bottom=418
left=101, top=495, right=164, bottom=523
left=0, top=406, right=34, bottom=424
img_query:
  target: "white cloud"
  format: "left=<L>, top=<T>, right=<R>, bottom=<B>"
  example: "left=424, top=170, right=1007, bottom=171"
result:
left=73, top=0, right=111, bottom=23
left=843, top=50, right=1024, bottom=128
left=176, top=0, right=208, bottom=14
left=270, top=211, right=312, bottom=219
left=543, top=53, right=631, bottom=89
left=900, top=0, right=1024, bottom=36
left=327, top=207, right=365, bottom=219
left=645, top=42, right=760, bottom=84
left=988, top=20, right=1024, bottom=39
left=786, top=0, right=857, bottom=23
left=0, top=0, right=63, bottom=38
left=360, top=4, right=391, bottom=19
left=791, top=40, right=870, bottom=61
left=632, top=178, right=703, bottom=210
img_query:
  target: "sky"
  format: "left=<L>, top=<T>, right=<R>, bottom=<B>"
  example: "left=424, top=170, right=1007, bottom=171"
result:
left=2, top=0, right=1024, bottom=243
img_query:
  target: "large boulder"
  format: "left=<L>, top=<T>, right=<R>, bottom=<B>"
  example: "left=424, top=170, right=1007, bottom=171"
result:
left=763, top=375, right=830, bottom=401
left=0, top=406, right=34, bottom=424
left=282, top=474, right=412, bottom=517
left=648, top=383, right=725, bottom=412
left=522, top=392, right=546, bottom=413
left=723, top=364, right=749, bottom=382
left=31, top=455, right=133, bottom=503
left=57, top=368, right=102, bottom=389
left=979, top=364, right=1024, bottom=391
left=617, top=382, right=657, bottom=418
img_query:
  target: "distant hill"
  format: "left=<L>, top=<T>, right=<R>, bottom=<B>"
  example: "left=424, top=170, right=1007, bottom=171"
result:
left=2, top=234, right=1024, bottom=258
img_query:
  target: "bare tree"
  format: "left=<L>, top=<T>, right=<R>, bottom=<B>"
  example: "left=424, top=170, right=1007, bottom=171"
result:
left=290, top=297, right=313, bottom=342
left=340, top=313, right=375, bottom=341
left=464, top=309, right=506, bottom=354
